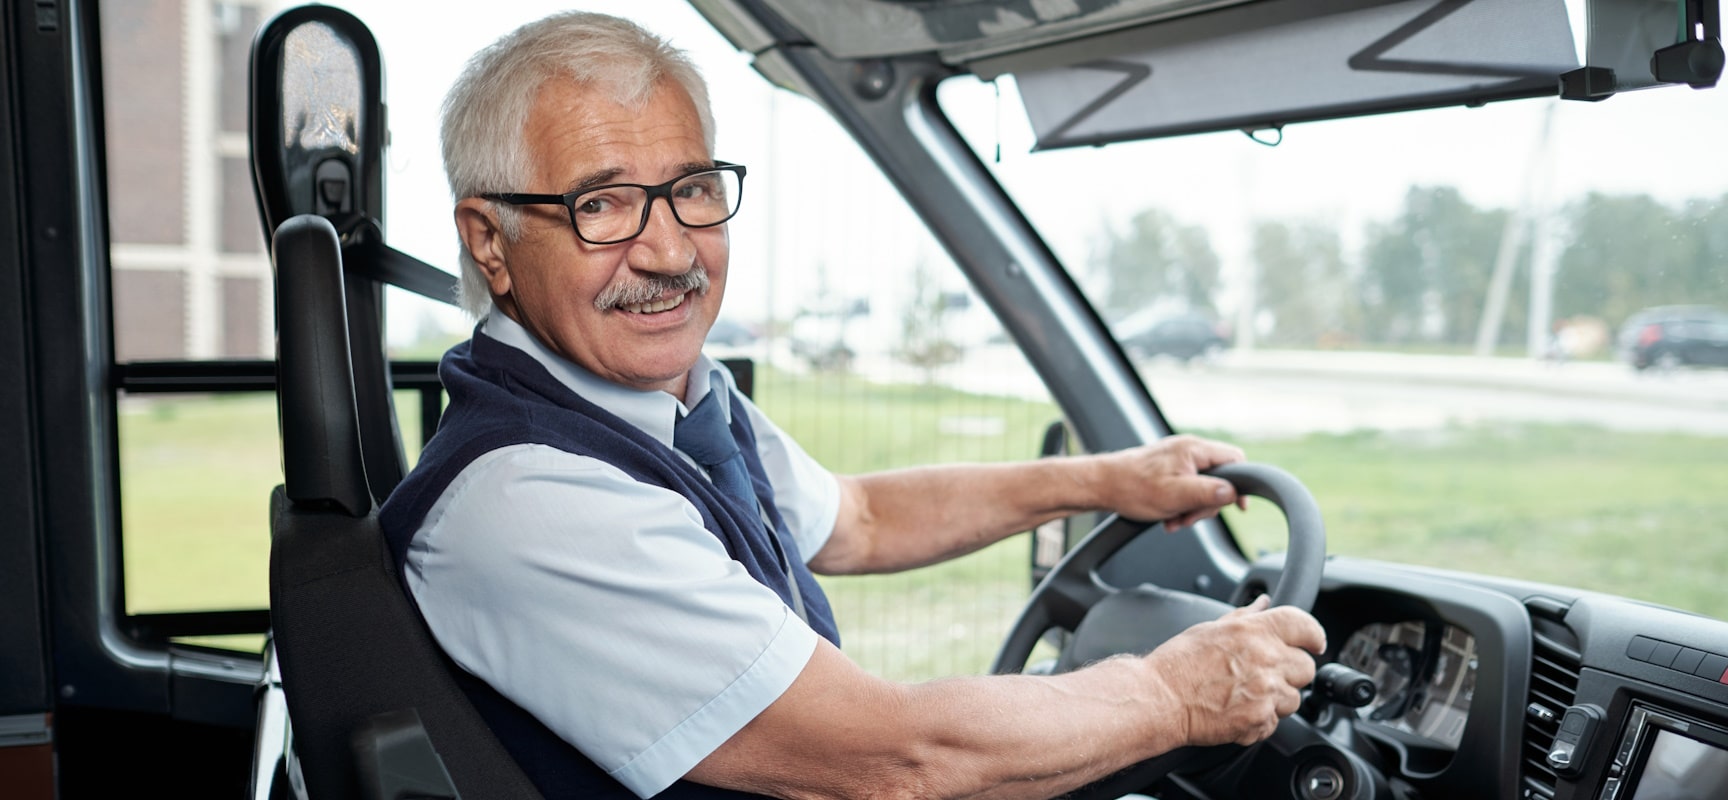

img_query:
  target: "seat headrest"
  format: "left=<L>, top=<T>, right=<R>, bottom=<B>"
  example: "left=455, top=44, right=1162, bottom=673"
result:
left=273, top=214, right=372, bottom=517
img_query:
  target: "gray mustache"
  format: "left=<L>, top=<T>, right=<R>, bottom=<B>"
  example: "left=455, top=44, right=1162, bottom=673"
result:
left=593, top=269, right=710, bottom=311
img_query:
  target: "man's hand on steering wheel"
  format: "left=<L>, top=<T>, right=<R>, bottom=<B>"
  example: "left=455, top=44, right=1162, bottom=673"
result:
left=1141, top=594, right=1329, bottom=747
left=1092, top=434, right=1251, bottom=530
left=993, top=460, right=1332, bottom=799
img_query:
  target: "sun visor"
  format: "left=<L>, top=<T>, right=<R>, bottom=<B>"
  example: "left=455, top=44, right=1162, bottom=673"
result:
left=992, top=0, right=1579, bottom=149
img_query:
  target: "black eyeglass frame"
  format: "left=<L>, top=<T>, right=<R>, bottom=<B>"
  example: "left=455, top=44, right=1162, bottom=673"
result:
left=480, top=161, right=747, bottom=245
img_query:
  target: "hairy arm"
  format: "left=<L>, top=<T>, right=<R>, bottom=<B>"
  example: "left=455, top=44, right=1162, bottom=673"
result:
left=688, top=597, right=1325, bottom=799
left=810, top=434, right=1247, bottom=576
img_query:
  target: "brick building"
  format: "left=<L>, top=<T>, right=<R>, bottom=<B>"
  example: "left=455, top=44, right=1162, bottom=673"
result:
left=102, top=0, right=285, bottom=361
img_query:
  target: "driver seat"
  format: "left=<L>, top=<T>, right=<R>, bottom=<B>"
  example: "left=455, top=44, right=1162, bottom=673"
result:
left=268, top=212, right=539, bottom=799
left=254, top=5, right=540, bottom=797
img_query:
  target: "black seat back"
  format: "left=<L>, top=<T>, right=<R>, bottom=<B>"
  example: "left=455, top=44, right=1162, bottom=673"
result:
left=269, top=214, right=537, bottom=799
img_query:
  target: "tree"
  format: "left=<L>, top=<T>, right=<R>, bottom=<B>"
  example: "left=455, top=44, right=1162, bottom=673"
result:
left=1555, top=191, right=1728, bottom=327
left=896, top=259, right=962, bottom=385
left=1359, top=214, right=1425, bottom=343
left=1092, top=208, right=1222, bottom=317
left=1682, top=193, right=1728, bottom=309
left=1251, top=220, right=1357, bottom=346
left=1358, top=186, right=1508, bottom=345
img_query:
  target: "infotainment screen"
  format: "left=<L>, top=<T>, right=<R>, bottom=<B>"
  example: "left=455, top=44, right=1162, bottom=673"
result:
left=1627, top=729, right=1728, bottom=799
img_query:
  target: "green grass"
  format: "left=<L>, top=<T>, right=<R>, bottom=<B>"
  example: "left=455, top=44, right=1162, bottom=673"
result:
left=118, top=395, right=284, bottom=615
left=116, top=371, right=1728, bottom=681
left=752, top=368, right=1061, bottom=679
left=1217, top=424, right=1728, bottom=621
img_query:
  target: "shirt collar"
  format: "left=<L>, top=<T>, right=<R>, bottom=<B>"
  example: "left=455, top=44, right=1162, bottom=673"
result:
left=481, top=313, right=732, bottom=449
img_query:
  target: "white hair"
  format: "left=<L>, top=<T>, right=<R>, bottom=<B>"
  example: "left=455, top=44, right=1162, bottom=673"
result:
left=440, top=12, right=716, bottom=318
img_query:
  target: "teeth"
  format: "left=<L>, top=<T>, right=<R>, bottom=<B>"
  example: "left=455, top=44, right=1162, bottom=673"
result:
left=621, top=292, right=687, bottom=314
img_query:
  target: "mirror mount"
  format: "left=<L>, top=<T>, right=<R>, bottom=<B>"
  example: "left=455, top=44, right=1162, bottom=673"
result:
left=248, top=5, right=386, bottom=252
left=1564, top=0, right=1722, bottom=102
left=1650, top=0, right=1723, bottom=89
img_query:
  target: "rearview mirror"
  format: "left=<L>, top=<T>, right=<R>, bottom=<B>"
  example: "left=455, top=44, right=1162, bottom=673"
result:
left=249, top=5, right=386, bottom=248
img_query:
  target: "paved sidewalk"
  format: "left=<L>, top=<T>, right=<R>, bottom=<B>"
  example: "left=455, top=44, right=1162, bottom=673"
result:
left=1215, top=349, right=1728, bottom=411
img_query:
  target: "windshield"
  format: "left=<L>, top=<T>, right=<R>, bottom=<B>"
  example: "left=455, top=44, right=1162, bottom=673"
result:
left=203, top=1, right=1725, bottom=679
left=939, top=75, right=1728, bottom=619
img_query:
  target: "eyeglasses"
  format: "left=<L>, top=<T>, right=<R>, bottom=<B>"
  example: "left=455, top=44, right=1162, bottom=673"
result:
left=481, top=162, right=746, bottom=245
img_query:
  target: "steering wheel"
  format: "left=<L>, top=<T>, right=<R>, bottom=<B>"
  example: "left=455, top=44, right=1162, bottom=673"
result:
left=989, top=462, right=1327, bottom=799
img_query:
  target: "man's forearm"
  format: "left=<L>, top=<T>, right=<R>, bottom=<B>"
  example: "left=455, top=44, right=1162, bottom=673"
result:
left=813, top=458, right=1105, bottom=575
left=693, top=598, right=1324, bottom=800
left=898, top=655, right=1190, bottom=799
left=693, top=641, right=1190, bottom=800
left=810, top=435, right=1247, bottom=576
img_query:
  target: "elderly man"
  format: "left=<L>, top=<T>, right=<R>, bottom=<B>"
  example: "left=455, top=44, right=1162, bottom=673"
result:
left=379, top=10, right=1326, bottom=800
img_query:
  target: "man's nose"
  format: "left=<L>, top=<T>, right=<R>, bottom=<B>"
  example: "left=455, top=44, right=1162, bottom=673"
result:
left=627, top=196, right=696, bottom=272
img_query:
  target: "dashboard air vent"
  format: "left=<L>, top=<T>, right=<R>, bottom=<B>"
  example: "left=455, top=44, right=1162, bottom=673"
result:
left=1521, top=623, right=1582, bottom=799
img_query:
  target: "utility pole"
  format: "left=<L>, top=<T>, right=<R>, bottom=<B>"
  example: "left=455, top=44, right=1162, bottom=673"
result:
left=1234, top=156, right=1258, bottom=352
left=1474, top=102, right=1557, bottom=357
left=1475, top=196, right=1528, bottom=356
left=1527, top=204, right=1562, bottom=358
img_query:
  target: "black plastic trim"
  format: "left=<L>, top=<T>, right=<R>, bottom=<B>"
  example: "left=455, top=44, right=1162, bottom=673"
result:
left=0, top=0, right=52, bottom=718
left=116, top=359, right=443, bottom=395
left=125, top=610, right=271, bottom=643
left=25, top=0, right=176, bottom=715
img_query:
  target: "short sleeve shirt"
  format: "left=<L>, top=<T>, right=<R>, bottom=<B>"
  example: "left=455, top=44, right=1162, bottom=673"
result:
left=404, top=314, right=841, bottom=798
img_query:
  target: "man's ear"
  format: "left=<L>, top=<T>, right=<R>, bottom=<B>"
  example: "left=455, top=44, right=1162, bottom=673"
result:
left=454, top=198, right=512, bottom=297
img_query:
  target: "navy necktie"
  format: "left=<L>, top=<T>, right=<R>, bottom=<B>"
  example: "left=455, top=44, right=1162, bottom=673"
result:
left=673, top=375, right=808, bottom=622
left=673, top=383, right=755, bottom=510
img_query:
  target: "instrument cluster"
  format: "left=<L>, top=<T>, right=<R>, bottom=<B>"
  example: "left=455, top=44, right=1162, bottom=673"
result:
left=1337, top=619, right=1479, bottom=749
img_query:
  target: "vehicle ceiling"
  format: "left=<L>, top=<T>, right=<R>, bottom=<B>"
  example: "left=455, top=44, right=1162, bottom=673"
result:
left=727, top=0, right=1665, bottom=148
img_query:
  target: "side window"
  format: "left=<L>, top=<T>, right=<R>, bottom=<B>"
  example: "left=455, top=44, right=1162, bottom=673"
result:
left=104, top=0, right=276, bottom=650
left=749, top=265, right=1058, bottom=682
left=717, top=92, right=1063, bottom=682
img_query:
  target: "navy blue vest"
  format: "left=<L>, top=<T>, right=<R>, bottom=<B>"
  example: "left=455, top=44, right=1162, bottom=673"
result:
left=379, top=330, right=839, bottom=799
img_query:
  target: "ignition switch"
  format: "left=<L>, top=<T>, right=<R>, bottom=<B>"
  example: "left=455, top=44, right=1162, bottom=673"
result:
left=1298, top=762, right=1347, bottom=800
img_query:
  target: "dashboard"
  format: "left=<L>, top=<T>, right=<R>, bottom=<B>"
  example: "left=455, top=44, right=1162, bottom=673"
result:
left=1233, top=556, right=1728, bottom=799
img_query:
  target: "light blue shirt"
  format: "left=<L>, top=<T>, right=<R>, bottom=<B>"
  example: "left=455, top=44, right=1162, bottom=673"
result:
left=405, top=314, right=840, bottom=798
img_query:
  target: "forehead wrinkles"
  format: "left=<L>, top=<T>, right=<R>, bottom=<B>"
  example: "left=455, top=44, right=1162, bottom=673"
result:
left=525, top=80, right=706, bottom=189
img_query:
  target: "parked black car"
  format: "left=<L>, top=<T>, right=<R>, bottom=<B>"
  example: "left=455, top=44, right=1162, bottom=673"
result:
left=1112, top=311, right=1231, bottom=362
left=1617, top=305, right=1728, bottom=370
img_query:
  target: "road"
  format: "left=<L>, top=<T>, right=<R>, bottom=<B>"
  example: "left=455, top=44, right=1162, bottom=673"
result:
left=844, top=346, right=1728, bottom=438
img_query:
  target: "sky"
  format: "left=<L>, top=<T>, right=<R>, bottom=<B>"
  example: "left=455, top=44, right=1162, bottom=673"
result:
left=322, top=0, right=1728, bottom=346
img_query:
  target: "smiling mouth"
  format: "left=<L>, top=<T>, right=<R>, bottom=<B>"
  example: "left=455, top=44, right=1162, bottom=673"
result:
left=619, top=292, right=688, bottom=315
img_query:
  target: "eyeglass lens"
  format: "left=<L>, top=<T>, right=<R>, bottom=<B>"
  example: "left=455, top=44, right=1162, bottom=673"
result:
left=573, top=169, right=741, bottom=243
